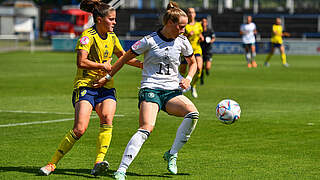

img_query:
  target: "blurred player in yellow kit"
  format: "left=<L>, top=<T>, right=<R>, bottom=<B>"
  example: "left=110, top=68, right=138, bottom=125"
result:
left=39, top=0, right=142, bottom=177
left=180, top=7, right=203, bottom=98
left=264, top=17, right=290, bottom=67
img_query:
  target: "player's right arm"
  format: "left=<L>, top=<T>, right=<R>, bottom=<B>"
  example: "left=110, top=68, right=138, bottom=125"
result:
left=77, top=49, right=111, bottom=71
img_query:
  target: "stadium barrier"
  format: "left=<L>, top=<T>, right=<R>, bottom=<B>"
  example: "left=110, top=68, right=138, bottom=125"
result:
left=51, top=38, right=320, bottom=55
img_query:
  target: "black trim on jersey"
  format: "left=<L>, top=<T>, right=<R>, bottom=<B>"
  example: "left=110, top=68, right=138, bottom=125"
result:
left=157, top=29, right=174, bottom=42
left=178, top=34, right=187, bottom=40
left=130, top=48, right=140, bottom=56
left=184, top=53, right=194, bottom=58
left=93, top=25, right=108, bottom=40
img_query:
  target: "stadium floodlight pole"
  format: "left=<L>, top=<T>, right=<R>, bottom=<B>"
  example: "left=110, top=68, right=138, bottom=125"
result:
left=218, top=0, right=223, bottom=14
left=286, top=0, right=294, bottom=14
left=253, top=0, right=258, bottom=14
left=244, top=0, right=250, bottom=9
left=203, top=0, right=209, bottom=9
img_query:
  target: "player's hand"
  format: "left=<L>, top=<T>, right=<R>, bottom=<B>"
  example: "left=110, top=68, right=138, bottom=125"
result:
left=179, top=78, right=191, bottom=90
left=189, top=31, right=194, bottom=36
left=92, top=77, right=108, bottom=88
left=283, top=32, right=290, bottom=37
left=103, top=62, right=112, bottom=72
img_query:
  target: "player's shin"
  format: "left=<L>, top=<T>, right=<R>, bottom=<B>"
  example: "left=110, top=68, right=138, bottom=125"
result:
left=245, top=52, right=251, bottom=63
left=169, top=112, right=199, bottom=155
left=95, top=124, right=113, bottom=163
left=49, top=130, right=79, bottom=165
left=117, top=129, right=150, bottom=173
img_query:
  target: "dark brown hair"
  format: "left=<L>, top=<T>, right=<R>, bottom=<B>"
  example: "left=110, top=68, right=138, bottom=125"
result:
left=80, top=0, right=115, bottom=22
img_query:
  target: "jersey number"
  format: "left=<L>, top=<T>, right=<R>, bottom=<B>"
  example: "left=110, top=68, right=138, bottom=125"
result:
left=156, top=63, right=171, bottom=75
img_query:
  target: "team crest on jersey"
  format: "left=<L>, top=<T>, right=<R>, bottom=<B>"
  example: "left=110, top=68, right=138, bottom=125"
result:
left=132, top=40, right=141, bottom=50
left=80, top=36, right=90, bottom=45
left=81, top=89, right=87, bottom=97
left=148, top=92, right=155, bottom=98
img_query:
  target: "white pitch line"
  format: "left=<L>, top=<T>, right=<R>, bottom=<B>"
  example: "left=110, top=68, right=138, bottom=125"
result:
left=0, top=110, right=73, bottom=115
left=0, top=118, right=75, bottom=127
left=0, top=110, right=125, bottom=127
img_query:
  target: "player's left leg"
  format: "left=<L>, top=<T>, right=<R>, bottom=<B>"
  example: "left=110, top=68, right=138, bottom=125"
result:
left=279, top=45, right=289, bottom=67
left=91, top=98, right=116, bottom=176
left=164, top=95, right=199, bottom=174
left=205, top=56, right=212, bottom=75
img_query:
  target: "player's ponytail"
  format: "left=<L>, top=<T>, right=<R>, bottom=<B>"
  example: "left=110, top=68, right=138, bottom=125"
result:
left=80, top=0, right=115, bottom=23
left=163, top=1, right=187, bottom=25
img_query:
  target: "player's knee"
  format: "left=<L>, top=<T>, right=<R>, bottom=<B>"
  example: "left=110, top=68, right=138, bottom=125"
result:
left=73, top=127, right=87, bottom=137
left=100, top=114, right=113, bottom=124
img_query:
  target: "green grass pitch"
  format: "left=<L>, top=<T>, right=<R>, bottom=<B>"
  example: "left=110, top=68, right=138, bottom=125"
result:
left=0, top=51, right=319, bottom=179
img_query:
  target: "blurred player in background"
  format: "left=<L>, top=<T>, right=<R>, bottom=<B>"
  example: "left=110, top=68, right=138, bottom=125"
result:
left=240, top=15, right=257, bottom=68
left=39, top=0, right=142, bottom=177
left=100, top=2, right=198, bottom=179
left=180, top=7, right=204, bottom=98
left=264, top=17, right=290, bottom=67
left=200, top=17, right=215, bottom=85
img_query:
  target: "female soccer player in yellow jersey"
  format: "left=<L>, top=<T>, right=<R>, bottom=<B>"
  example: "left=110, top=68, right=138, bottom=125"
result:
left=97, top=2, right=198, bottom=179
left=180, top=7, right=204, bottom=98
left=39, top=0, right=142, bottom=177
left=264, top=17, right=290, bottom=67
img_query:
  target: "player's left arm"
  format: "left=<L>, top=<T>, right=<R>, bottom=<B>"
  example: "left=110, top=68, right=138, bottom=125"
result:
left=180, top=54, right=197, bottom=89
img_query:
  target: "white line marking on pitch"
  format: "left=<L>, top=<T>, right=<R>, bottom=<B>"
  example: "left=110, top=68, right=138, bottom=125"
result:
left=0, top=110, right=73, bottom=115
left=0, top=110, right=125, bottom=127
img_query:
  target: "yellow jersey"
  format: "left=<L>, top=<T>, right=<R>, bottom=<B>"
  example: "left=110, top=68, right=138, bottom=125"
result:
left=74, top=26, right=123, bottom=89
left=271, top=24, right=283, bottom=44
left=185, top=22, right=203, bottom=55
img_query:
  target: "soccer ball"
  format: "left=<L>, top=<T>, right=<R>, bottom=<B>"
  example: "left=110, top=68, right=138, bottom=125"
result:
left=216, top=99, right=241, bottom=124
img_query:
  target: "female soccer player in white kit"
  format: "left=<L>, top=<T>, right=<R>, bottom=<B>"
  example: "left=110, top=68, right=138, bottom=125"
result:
left=240, top=15, right=258, bottom=68
left=93, top=2, right=199, bottom=179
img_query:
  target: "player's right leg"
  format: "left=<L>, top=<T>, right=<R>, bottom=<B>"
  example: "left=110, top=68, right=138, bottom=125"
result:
left=251, top=45, right=257, bottom=68
left=265, top=45, right=275, bottom=67
left=115, top=92, right=159, bottom=179
left=39, top=99, right=93, bottom=176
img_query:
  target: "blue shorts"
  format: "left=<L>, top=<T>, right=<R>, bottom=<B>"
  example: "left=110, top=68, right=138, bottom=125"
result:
left=72, top=87, right=117, bottom=109
left=272, top=43, right=282, bottom=48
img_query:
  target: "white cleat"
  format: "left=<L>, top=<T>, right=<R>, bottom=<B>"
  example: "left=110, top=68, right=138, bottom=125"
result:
left=283, top=63, right=290, bottom=68
left=191, top=86, right=198, bottom=98
left=39, top=163, right=56, bottom=176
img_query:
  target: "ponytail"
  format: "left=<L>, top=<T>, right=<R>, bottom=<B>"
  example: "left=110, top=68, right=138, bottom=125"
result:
left=163, top=1, right=187, bottom=25
left=80, top=0, right=115, bottom=22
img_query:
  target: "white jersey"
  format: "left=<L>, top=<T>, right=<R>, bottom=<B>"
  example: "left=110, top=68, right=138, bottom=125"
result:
left=131, top=30, right=193, bottom=90
left=240, top=22, right=256, bottom=44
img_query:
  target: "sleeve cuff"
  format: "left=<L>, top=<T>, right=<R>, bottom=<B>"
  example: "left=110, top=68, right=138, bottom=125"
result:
left=130, top=48, right=140, bottom=56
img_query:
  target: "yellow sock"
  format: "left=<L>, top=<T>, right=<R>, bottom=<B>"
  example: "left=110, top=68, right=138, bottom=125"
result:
left=281, top=53, right=287, bottom=64
left=265, top=53, right=272, bottom=62
left=49, top=130, right=79, bottom=165
left=95, top=124, right=113, bottom=163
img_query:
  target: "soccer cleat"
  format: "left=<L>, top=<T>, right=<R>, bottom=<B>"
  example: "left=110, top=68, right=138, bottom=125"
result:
left=114, top=171, right=126, bottom=180
left=264, top=62, right=270, bottom=67
left=91, top=161, right=109, bottom=176
left=283, top=63, right=290, bottom=68
left=163, top=151, right=178, bottom=174
left=252, top=61, right=257, bottom=68
left=247, top=63, right=252, bottom=68
left=191, top=86, right=198, bottom=98
left=39, top=163, right=56, bottom=176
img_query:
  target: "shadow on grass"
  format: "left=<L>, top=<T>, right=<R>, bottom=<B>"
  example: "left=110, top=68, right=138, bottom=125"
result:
left=0, top=166, right=94, bottom=178
left=106, top=169, right=190, bottom=179
left=0, top=166, right=191, bottom=179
